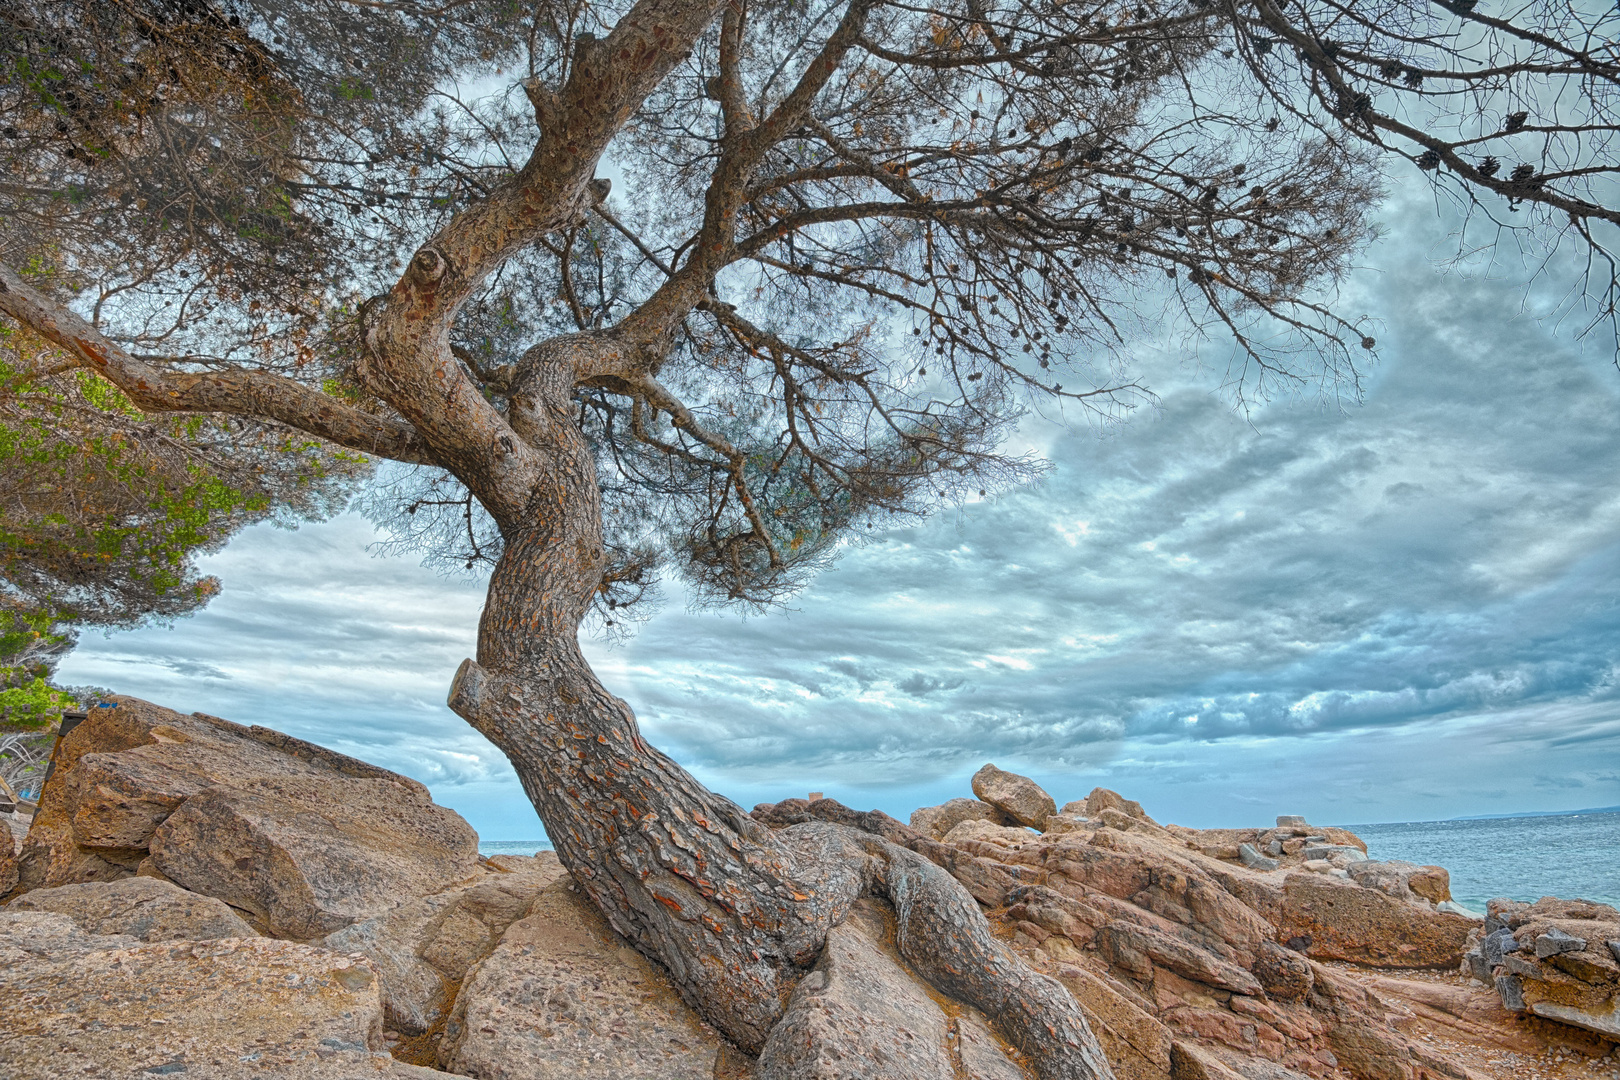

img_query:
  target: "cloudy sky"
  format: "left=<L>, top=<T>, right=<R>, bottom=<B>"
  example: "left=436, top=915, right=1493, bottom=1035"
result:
left=58, top=177, right=1620, bottom=840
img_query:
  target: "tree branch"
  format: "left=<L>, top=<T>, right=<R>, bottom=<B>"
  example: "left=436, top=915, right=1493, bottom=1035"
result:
left=0, top=263, right=435, bottom=465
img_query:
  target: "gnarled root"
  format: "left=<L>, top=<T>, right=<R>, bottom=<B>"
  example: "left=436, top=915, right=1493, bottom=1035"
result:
left=774, top=821, right=1115, bottom=1080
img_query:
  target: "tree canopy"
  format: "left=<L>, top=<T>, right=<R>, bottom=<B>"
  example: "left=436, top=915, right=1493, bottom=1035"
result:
left=1, top=0, right=1617, bottom=1067
left=3, top=0, right=1614, bottom=618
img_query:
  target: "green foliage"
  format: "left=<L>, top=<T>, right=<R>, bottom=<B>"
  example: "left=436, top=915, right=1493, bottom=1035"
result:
left=0, top=319, right=368, bottom=680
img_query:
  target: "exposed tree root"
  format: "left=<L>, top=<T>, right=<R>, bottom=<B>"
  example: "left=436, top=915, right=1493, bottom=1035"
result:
left=451, top=654, right=1113, bottom=1079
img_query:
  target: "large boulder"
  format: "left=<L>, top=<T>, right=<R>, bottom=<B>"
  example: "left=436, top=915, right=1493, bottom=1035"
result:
left=148, top=776, right=478, bottom=939
left=7, top=876, right=256, bottom=940
left=15, top=697, right=478, bottom=936
left=1241, top=871, right=1476, bottom=968
left=971, top=763, right=1057, bottom=829
left=0, top=910, right=391, bottom=1079
left=910, top=796, right=1004, bottom=840
left=324, top=852, right=567, bottom=1034
left=438, top=876, right=732, bottom=1079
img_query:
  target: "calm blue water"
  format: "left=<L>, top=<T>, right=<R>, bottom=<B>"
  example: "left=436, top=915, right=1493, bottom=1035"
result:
left=1348, top=810, right=1620, bottom=912
left=478, top=810, right=1619, bottom=912
left=479, top=839, right=554, bottom=857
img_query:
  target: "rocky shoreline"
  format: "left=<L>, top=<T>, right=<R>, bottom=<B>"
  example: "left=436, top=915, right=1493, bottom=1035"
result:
left=2, top=697, right=1617, bottom=1080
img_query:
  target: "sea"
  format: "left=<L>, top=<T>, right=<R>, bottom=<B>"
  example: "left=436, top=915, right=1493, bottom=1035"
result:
left=480, top=808, right=1619, bottom=912
left=1348, top=808, right=1620, bottom=912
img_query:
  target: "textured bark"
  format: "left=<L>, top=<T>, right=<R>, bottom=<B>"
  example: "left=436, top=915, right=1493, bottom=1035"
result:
left=444, top=340, right=1111, bottom=1075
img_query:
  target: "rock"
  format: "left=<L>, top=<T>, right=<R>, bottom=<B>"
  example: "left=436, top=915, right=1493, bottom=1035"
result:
left=1407, top=865, right=1451, bottom=903
left=438, top=877, right=731, bottom=1079
left=759, top=918, right=958, bottom=1079
left=1276, top=815, right=1308, bottom=829
left=1170, top=1040, right=1247, bottom=1080
left=148, top=775, right=479, bottom=939
left=1326, top=1022, right=1412, bottom=1080
left=943, top=817, right=1039, bottom=848
left=1301, top=843, right=1367, bottom=864
left=760, top=897, right=1033, bottom=1080
left=17, top=697, right=478, bottom=933
left=1256, top=872, right=1476, bottom=968
left=910, top=796, right=1002, bottom=840
left=326, top=855, right=566, bottom=1035
left=1609, top=940, right=1620, bottom=965
left=0, top=819, right=15, bottom=898
left=971, top=763, right=1057, bottom=829
left=1486, top=913, right=1620, bottom=1039
left=1043, top=812, right=1090, bottom=836
left=1054, top=963, right=1172, bottom=1080
left=1085, top=787, right=1151, bottom=822
left=1251, top=939, right=1314, bottom=1000
left=1097, top=920, right=1263, bottom=995
left=6, top=876, right=256, bottom=941
left=1481, top=927, right=1521, bottom=968
left=1236, top=843, right=1279, bottom=871
left=0, top=910, right=389, bottom=1079
left=1534, top=926, right=1588, bottom=957
left=1436, top=900, right=1477, bottom=918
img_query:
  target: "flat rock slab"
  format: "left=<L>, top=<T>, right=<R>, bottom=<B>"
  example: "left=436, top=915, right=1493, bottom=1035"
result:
left=438, top=877, right=729, bottom=1079
left=0, top=911, right=389, bottom=1079
left=7, top=875, right=256, bottom=940
left=1267, top=872, right=1475, bottom=968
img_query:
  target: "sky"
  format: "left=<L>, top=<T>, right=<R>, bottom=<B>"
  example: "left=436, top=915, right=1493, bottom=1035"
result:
left=57, top=176, right=1620, bottom=840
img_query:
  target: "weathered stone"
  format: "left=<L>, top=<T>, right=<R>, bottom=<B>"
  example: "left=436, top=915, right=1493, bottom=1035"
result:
left=943, top=816, right=1041, bottom=848
left=6, top=876, right=256, bottom=940
left=1275, top=815, right=1308, bottom=829
left=147, top=773, right=479, bottom=939
left=1495, top=974, right=1526, bottom=1011
left=0, top=910, right=388, bottom=1079
left=1097, top=921, right=1263, bottom=995
left=1326, top=1022, right=1412, bottom=1080
left=328, top=858, right=567, bottom=1035
left=1169, top=1040, right=1246, bottom=1080
left=0, top=819, right=15, bottom=898
left=1251, top=939, right=1314, bottom=1000
left=1535, top=925, right=1588, bottom=957
left=1407, top=865, right=1451, bottom=903
left=1259, top=871, right=1475, bottom=968
left=1481, top=927, right=1520, bottom=968
left=910, top=796, right=1002, bottom=840
left=1302, top=843, right=1367, bottom=864
left=1044, top=812, right=1091, bottom=836
left=17, top=697, right=477, bottom=931
left=1236, top=843, right=1279, bottom=871
left=1055, top=963, right=1172, bottom=1080
left=971, top=763, right=1057, bottom=829
left=760, top=918, right=957, bottom=1079
left=439, top=877, right=730, bottom=1079
left=1085, top=787, right=1150, bottom=822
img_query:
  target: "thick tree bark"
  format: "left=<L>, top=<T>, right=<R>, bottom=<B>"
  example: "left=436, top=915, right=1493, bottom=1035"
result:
left=446, top=343, right=1114, bottom=1077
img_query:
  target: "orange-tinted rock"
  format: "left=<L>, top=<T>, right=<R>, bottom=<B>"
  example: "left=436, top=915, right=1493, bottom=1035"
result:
left=15, top=697, right=478, bottom=940
left=971, top=764, right=1057, bottom=829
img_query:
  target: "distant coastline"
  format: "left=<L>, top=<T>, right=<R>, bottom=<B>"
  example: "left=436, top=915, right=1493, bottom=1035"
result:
left=1443, top=804, right=1620, bottom=822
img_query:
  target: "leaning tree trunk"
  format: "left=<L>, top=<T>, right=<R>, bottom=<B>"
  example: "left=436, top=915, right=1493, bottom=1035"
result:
left=446, top=346, right=1112, bottom=1078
